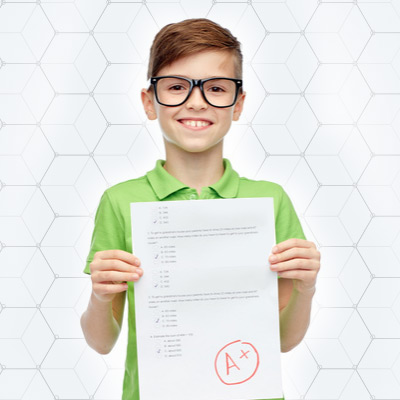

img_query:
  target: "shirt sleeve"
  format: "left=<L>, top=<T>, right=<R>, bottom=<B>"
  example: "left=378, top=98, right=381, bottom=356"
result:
left=275, top=186, right=306, bottom=244
left=83, top=190, right=126, bottom=275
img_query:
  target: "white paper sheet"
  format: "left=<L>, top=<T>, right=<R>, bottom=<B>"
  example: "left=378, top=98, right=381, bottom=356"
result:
left=131, top=198, right=283, bottom=400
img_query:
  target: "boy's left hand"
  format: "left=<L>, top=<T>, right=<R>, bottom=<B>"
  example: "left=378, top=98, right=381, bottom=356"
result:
left=269, top=238, right=320, bottom=294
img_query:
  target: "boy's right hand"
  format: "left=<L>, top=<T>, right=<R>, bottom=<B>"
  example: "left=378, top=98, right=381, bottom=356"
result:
left=89, top=250, right=143, bottom=303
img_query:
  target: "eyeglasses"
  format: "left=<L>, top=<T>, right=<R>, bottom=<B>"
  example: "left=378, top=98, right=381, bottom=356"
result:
left=149, top=76, right=243, bottom=108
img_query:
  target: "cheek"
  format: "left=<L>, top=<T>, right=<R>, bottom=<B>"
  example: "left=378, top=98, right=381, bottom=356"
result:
left=220, top=109, right=234, bottom=123
left=158, top=116, right=182, bottom=142
left=158, top=121, right=174, bottom=139
left=157, top=110, right=176, bottom=129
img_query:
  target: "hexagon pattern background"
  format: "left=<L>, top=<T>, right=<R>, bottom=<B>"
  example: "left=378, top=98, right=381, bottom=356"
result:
left=1, top=0, right=400, bottom=399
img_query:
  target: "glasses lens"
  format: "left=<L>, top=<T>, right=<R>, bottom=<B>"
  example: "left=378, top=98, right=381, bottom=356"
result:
left=156, top=77, right=190, bottom=106
left=155, top=77, right=238, bottom=107
left=203, top=78, right=237, bottom=107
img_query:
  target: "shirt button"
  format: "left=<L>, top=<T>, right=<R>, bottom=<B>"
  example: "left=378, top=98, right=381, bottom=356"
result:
left=189, top=194, right=197, bottom=200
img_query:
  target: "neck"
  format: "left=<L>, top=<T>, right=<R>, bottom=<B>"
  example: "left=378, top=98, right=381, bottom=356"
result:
left=163, top=142, right=225, bottom=195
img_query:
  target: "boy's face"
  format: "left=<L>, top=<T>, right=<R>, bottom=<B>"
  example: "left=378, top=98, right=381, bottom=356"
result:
left=141, top=50, right=246, bottom=156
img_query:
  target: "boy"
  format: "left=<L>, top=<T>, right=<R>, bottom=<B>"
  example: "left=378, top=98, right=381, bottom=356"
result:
left=81, top=18, right=321, bottom=400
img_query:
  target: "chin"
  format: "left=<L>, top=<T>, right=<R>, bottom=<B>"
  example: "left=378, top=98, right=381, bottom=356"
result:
left=175, top=143, right=221, bottom=155
left=162, top=130, right=225, bottom=153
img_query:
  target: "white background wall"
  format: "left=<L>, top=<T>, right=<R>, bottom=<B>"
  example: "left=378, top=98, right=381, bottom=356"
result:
left=0, top=0, right=400, bottom=399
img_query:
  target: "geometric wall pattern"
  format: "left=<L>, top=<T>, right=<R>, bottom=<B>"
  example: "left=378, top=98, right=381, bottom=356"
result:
left=1, top=0, right=400, bottom=398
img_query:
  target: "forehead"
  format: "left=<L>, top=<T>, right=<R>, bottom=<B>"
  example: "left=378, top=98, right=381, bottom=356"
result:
left=158, top=50, right=236, bottom=78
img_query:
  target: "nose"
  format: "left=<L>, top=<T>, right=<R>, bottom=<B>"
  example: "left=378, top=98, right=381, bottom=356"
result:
left=185, top=86, right=208, bottom=110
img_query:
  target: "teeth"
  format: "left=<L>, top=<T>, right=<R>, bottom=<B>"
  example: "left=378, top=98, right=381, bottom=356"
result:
left=181, top=120, right=210, bottom=127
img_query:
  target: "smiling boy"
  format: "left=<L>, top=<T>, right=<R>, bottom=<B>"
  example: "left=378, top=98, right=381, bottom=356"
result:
left=81, top=18, right=321, bottom=400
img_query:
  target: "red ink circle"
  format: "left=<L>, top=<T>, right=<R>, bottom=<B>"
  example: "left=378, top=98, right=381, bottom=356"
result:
left=214, top=340, right=260, bottom=385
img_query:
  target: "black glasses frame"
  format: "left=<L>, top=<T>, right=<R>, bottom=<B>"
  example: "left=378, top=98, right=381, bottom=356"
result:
left=149, top=75, right=243, bottom=108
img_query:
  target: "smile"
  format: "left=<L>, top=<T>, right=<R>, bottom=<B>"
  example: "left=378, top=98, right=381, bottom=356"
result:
left=178, top=119, right=213, bottom=130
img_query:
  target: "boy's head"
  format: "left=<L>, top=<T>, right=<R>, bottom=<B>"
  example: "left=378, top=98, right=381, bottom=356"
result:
left=146, top=18, right=243, bottom=81
left=141, top=18, right=246, bottom=156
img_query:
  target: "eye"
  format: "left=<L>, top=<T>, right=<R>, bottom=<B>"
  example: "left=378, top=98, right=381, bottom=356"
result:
left=209, top=86, right=225, bottom=92
left=169, top=85, right=186, bottom=91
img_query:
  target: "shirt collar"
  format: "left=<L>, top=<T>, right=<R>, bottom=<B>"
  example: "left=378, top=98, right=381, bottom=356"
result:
left=146, top=158, right=240, bottom=200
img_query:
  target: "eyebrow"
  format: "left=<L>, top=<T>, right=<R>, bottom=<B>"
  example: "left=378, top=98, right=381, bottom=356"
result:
left=174, top=74, right=230, bottom=79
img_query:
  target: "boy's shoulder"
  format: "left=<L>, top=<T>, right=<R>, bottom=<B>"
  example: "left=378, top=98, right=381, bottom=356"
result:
left=106, top=174, right=148, bottom=192
left=102, top=173, right=153, bottom=202
left=237, top=175, right=285, bottom=197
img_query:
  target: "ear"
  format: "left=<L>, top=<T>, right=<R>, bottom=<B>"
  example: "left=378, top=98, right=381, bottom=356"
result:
left=232, top=90, right=246, bottom=121
left=141, top=88, right=158, bottom=120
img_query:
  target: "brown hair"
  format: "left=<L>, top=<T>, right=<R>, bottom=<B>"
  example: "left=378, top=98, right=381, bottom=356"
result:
left=146, top=18, right=243, bottom=81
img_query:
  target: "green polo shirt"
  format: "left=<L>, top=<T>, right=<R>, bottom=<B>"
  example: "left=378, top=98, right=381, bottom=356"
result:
left=84, top=157, right=306, bottom=400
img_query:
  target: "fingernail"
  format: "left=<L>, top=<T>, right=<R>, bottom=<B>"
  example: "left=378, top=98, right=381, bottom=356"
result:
left=270, top=255, right=277, bottom=262
left=272, top=246, right=278, bottom=253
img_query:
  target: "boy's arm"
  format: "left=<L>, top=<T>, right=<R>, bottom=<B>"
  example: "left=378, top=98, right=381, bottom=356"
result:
left=81, top=290, right=126, bottom=355
left=270, top=238, right=320, bottom=352
left=278, top=277, right=315, bottom=352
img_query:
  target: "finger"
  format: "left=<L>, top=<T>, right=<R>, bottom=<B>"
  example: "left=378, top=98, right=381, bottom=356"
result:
left=270, top=258, right=319, bottom=272
left=94, top=250, right=140, bottom=266
left=272, top=238, right=312, bottom=254
left=269, top=247, right=311, bottom=264
left=92, top=270, right=141, bottom=283
left=95, top=258, right=141, bottom=273
left=277, top=269, right=318, bottom=283
left=93, top=282, right=129, bottom=295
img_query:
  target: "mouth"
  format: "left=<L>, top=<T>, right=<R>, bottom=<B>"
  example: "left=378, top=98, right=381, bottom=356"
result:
left=177, top=119, right=214, bottom=130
